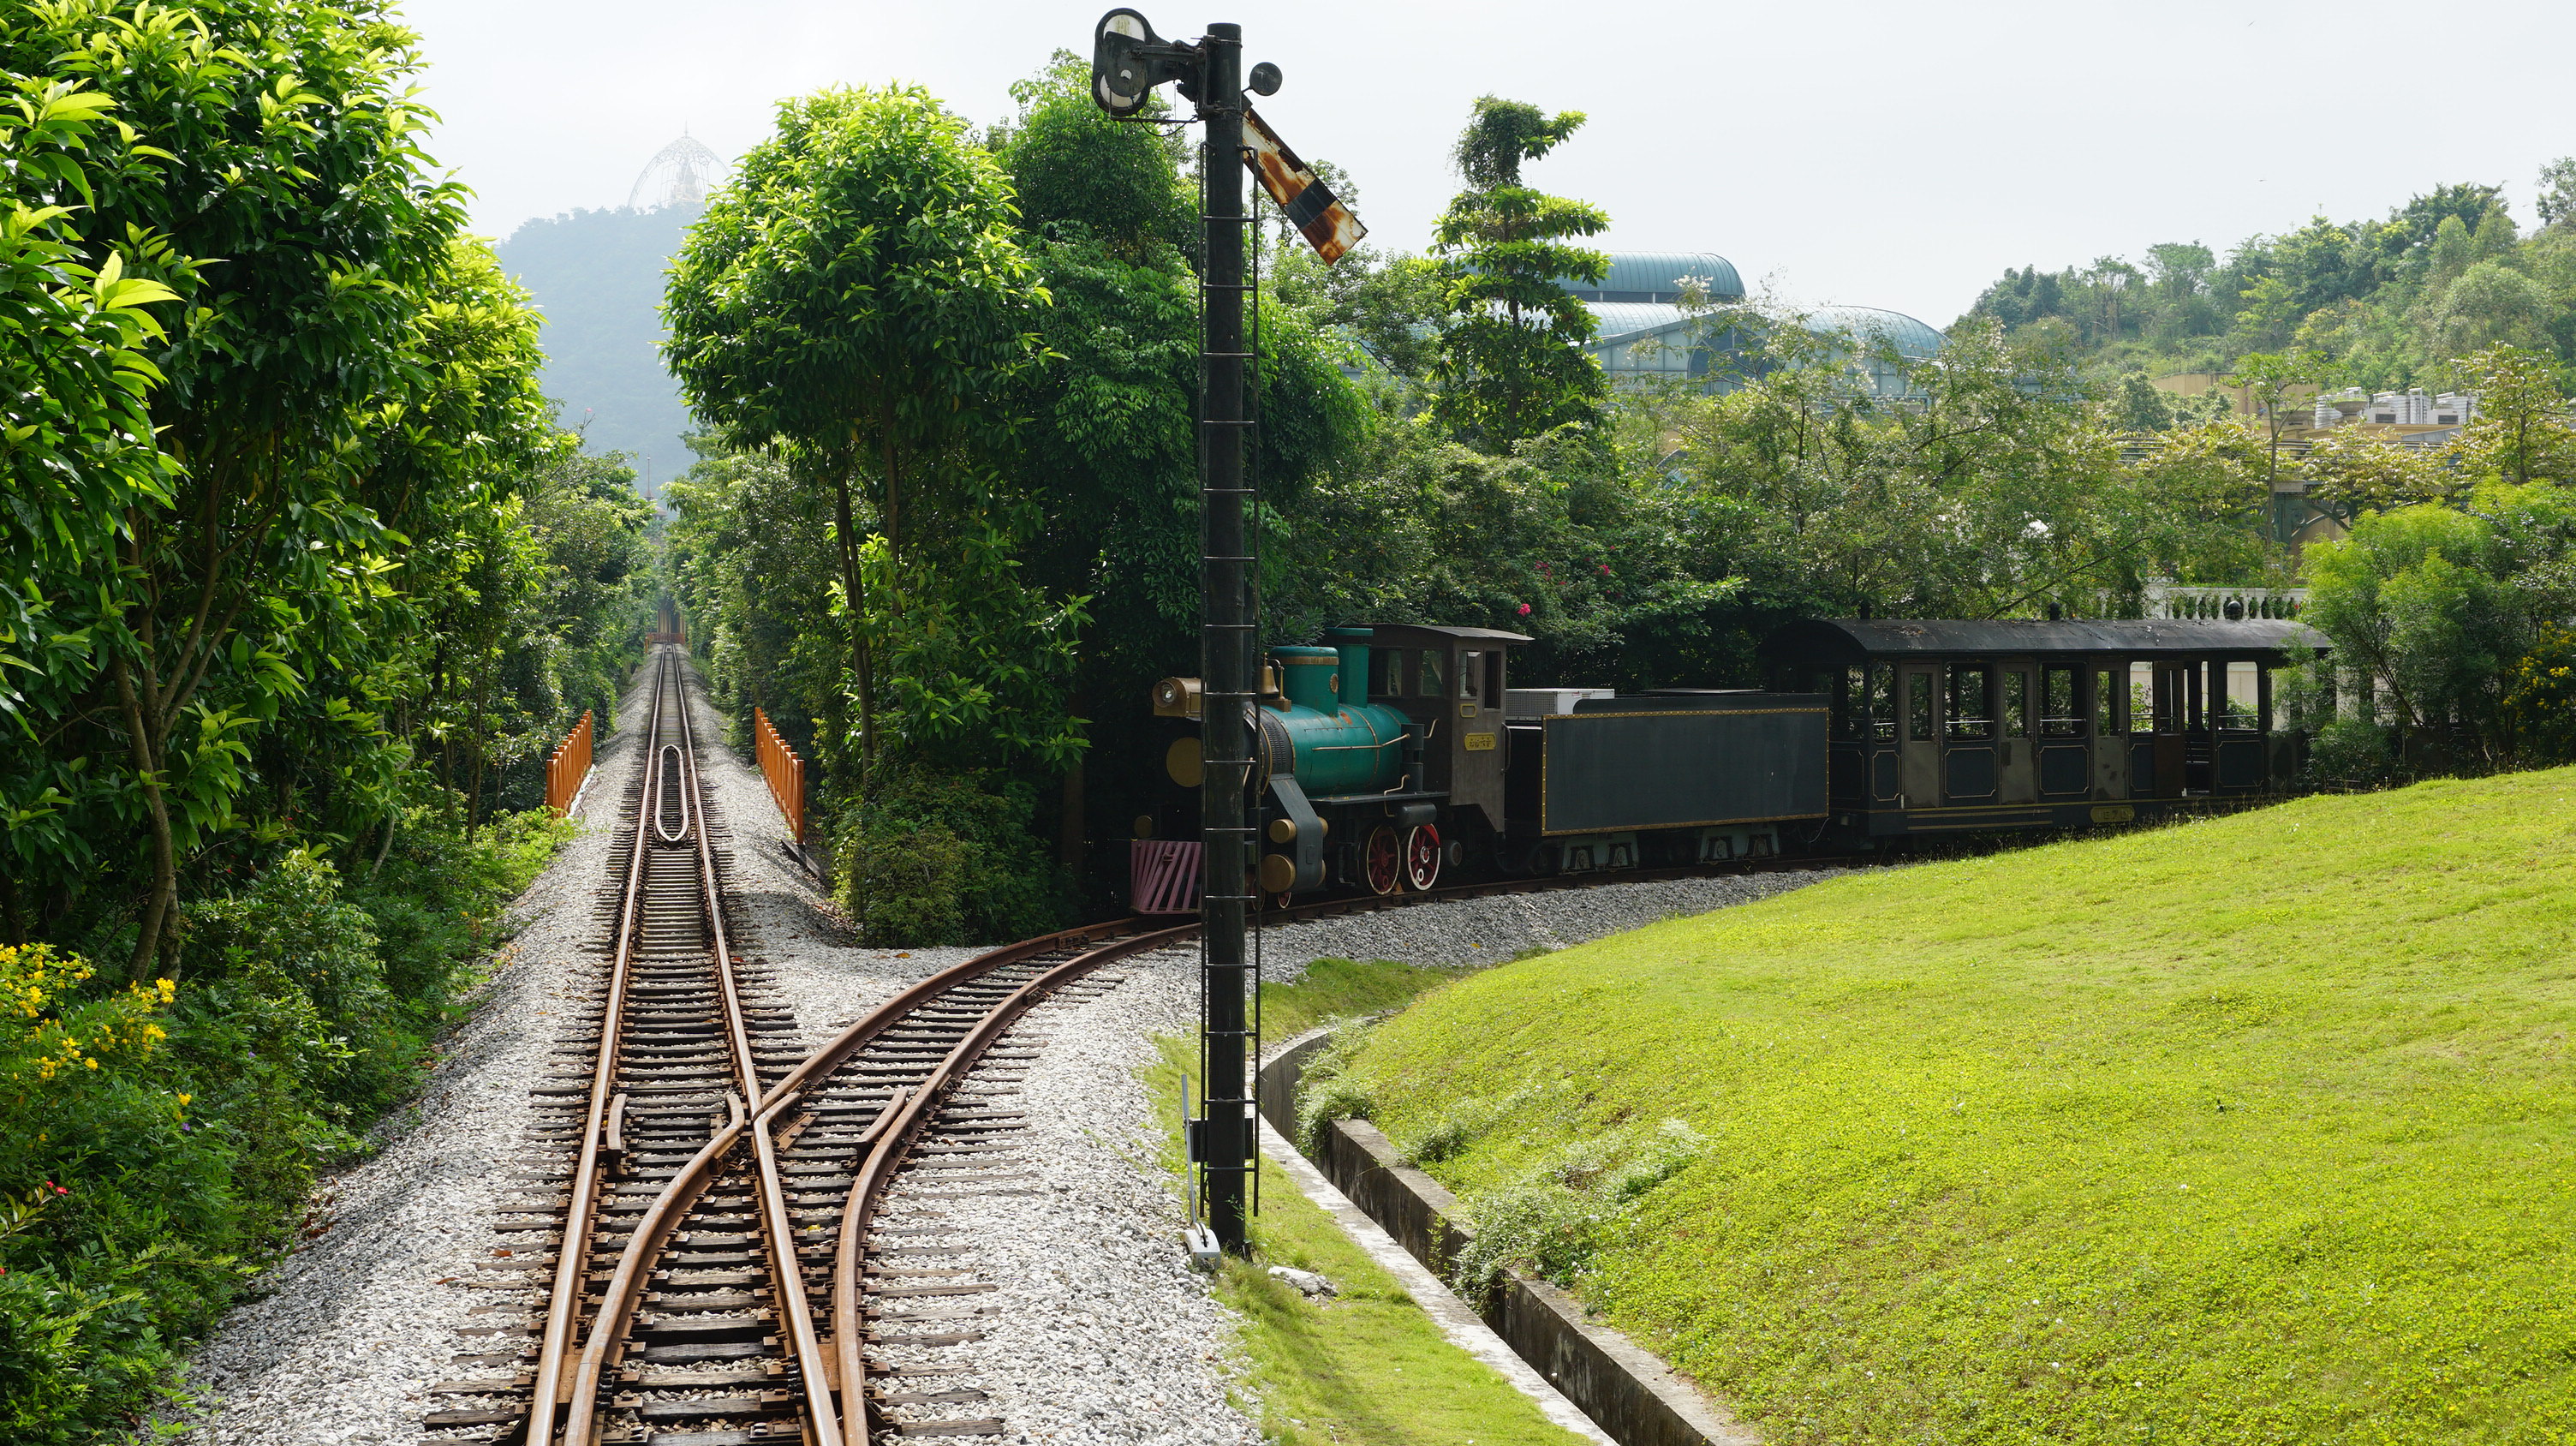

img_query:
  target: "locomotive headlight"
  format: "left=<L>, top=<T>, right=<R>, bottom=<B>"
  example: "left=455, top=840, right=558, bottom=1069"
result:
left=1151, top=676, right=1204, bottom=718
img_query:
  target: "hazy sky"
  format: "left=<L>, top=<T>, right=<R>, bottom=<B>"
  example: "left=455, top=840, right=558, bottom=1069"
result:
left=408, top=0, right=2576, bottom=326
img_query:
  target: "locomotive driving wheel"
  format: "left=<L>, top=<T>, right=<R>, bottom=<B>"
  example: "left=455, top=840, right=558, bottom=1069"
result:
left=1404, top=823, right=1441, bottom=892
left=1363, top=824, right=1402, bottom=896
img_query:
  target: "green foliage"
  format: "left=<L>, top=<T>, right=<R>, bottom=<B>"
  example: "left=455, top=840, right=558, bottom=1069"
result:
left=831, top=761, right=1071, bottom=947
left=997, top=51, right=1191, bottom=255
left=1428, top=98, right=1610, bottom=449
left=1445, top=1119, right=1704, bottom=1306
left=0, top=2, right=637, bottom=1434
left=665, top=80, right=1077, bottom=854
left=1959, top=170, right=2576, bottom=392
left=0, top=805, right=563, bottom=1439
left=1293, top=1024, right=1380, bottom=1156
left=2299, top=481, right=2576, bottom=770
left=2501, top=624, right=2576, bottom=762
left=1336, top=770, right=2576, bottom=1443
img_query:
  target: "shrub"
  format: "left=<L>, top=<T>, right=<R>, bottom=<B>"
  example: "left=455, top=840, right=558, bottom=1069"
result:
left=1445, top=1119, right=1705, bottom=1306
left=1293, top=1021, right=1380, bottom=1155
left=834, top=761, right=1072, bottom=945
left=183, top=850, right=406, bottom=1120
left=0, top=945, right=237, bottom=1443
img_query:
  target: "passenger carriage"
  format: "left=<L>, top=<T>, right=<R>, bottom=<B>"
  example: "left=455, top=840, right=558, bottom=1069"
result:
left=1756, top=618, right=2329, bottom=840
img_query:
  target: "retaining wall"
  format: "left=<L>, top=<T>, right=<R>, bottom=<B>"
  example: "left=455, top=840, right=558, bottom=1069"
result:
left=1257, top=1032, right=1757, bottom=1446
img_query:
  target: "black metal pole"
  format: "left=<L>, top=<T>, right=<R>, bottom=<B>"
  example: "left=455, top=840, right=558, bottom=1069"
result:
left=1196, top=19, right=1253, bottom=1255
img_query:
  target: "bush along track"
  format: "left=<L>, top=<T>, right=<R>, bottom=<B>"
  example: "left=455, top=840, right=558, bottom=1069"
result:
left=1314, top=768, right=2576, bottom=1444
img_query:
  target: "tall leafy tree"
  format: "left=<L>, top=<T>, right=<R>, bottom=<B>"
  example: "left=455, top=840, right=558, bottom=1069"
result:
left=1428, top=98, right=1611, bottom=450
left=665, top=84, right=1059, bottom=771
left=997, top=56, right=1362, bottom=886
left=4, top=0, right=471, bottom=973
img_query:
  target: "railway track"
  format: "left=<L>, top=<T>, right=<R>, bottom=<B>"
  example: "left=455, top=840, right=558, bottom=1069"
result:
left=422, top=648, right=1861, bottom=1445
left=425, top=650, right=1189, bottom=1445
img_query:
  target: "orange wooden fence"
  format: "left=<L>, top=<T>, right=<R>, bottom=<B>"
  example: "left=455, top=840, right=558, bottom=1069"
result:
left=544, top=710, right=593, bottom=816
left=753, top=707, right=806, bottom=841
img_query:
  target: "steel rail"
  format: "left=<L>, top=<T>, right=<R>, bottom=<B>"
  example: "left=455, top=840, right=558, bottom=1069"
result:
left=830, top=924, right=1195, bottom=1431
left=672, top=676, right=842, bottom=1446
left=525, top=648, right=673, bottom=1446
left=550, top=651, right=840, bottom=1446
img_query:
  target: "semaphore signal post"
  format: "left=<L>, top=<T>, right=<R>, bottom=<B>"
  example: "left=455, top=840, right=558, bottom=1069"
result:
left=1088, top=9, right=1363, bottom=1257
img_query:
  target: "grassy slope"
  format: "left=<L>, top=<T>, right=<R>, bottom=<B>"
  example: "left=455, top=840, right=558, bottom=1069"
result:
left=1142, top=955, right=1586, bottom=1446
left=1339, top=770, right=2576, bottom=1443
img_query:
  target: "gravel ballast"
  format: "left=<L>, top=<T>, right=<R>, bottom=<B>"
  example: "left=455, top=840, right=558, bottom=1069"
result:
left=1247, top=871, right=1848, bottom=985
left=170, top=653, right=1840, bottom=1443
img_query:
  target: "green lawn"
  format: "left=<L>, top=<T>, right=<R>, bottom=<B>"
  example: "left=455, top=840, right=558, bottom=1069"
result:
left=1331, top=770, right=2576, bottom=1444
left=1142, top=952, right=1588, bottom=1446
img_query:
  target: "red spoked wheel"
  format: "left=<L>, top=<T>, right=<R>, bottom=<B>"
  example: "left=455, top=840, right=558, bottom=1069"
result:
left=1363, top=825, right=1402, bottom=896
left=1404, top=824, right=1441, bottom=893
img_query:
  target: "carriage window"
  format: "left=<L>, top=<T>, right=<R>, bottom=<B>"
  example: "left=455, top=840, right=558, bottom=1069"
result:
left=2042, top=667, right=2080, bottom=737
left=2129, top=662, right=2156, bottom=733
left=1834, top=666, right=1864, bottom=740
left=1946, top=664, right=1993, bottom=739
left=1418, top=651, right=1445, bottom=698
left=2096, top=667, right=2120, bottom=735
left=1369, top=648, right=1399, bottom=698
left=1907, top=672, right=1934, bottom=741
left=2223, top=660, right=2262, bottom=729
left=1869, top=666, right=1896, bottom=742
left=2002, top=670, right=2030, bottom=737
left=1486, top=650, right=1504, bottom=704
left=1459, top=651, right=1482, bottom=703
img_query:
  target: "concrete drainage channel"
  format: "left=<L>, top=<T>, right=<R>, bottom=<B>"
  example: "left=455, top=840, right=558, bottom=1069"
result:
left=1257, top=1029, right=1762, bottom=1446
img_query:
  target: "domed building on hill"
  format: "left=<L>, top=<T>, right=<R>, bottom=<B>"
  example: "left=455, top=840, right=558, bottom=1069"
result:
left=1565, top=252, right=1943, bottom=398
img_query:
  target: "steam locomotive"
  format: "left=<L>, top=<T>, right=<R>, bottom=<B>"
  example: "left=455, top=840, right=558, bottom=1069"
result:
left=1131, top=616, right=2329, bottom=907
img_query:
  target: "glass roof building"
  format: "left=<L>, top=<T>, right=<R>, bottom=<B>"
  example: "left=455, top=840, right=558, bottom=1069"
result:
left=1566, top=254, right=1944, bottom=398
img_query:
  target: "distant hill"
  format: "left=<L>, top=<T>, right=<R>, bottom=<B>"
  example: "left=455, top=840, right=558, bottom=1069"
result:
left=496, top=204, right=702, bottom=498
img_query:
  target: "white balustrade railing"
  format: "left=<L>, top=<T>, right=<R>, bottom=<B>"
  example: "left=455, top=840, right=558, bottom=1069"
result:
left=2142, top=578, right=2306, bottom=620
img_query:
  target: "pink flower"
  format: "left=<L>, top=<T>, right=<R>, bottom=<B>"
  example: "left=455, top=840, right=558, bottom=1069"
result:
left=1517, top=603, right=1532, bottom=616
left=1599, top=564, right=1611, bottom=575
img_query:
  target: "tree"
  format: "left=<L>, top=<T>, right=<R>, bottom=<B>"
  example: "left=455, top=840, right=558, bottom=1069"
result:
left=2300, top=489, right=2576, bottom=768
left=2420, top=260, right=2551, bottom=362
left=665, top=85, right=1054, bottom=769
left=2084, top=255, right=2142, bottom=344
left=2453, top=344, right=2576, bottom=484
left=2223, top=349, right=2333, bottom=488
left=0, top=0, right=474, bottom=976
left=2537, top=156, right=2576, bottom=230
left=1428, top=98, right=1611, bottom=450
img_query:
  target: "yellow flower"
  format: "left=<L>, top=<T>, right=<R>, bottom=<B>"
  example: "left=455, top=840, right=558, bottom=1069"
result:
left=83, top=1058, right=96, bottom=1070
left=155, top=978, right=176, bottom=1002
left=176, top=1093, right=191, bottom=1108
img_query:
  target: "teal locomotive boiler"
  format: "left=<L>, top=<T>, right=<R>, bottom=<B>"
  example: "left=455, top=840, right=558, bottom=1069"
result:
left=1151, top=624, right=1525, bottom=898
